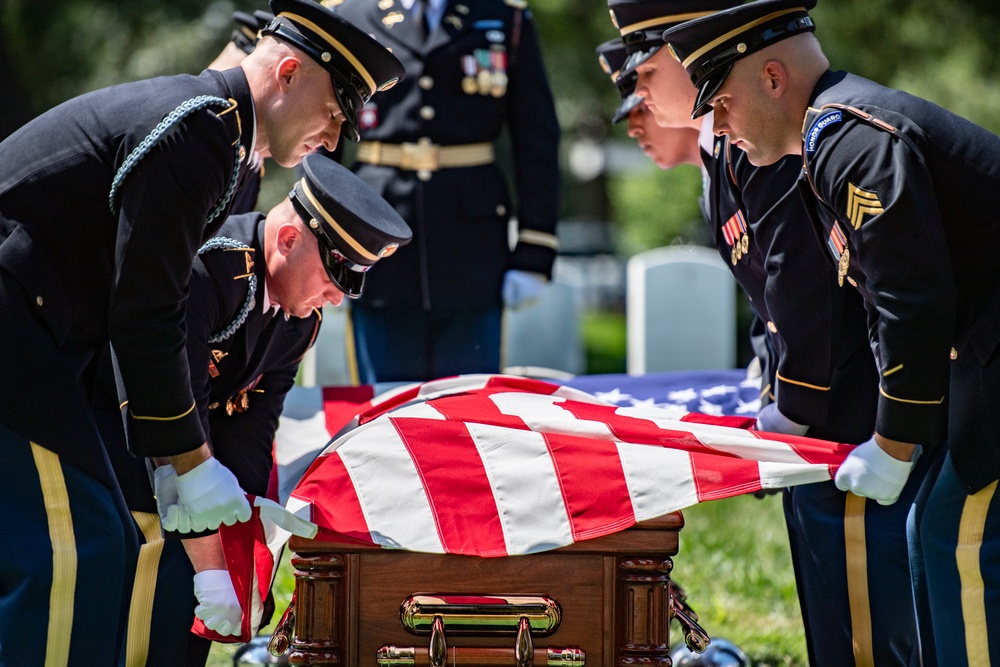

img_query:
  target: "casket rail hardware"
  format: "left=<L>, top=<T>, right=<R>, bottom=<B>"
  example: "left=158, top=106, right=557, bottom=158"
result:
left=378, top=594, right=585, bottom=666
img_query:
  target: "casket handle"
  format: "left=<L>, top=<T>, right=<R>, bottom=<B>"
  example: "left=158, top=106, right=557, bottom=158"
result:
left=671, top=604, right=710, bottom=653
left=515, top=616, right=533, bottom=667
left=268, top=594, right=296, bottom=656
left=375, top=645, right=586, bottom=666
left=429, top=616, right=447, bottom=667
left=669, top=578, right=710, bottom=652
left=669, top=580, right=699, bottom=622
left=400, top=594, right=561, bottom=636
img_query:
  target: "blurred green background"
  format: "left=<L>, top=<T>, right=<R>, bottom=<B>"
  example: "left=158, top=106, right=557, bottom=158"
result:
left=5, top=1, right=1000, bottom=663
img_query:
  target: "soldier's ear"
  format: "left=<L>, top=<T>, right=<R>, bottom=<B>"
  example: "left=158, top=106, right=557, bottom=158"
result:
left=762, top=59, right=788, bottom=97
left=275, top=55, right=303, bottom=90
left=275, top=223, right=300, bottom=257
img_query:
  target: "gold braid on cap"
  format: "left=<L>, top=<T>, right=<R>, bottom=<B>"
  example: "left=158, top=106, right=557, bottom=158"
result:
left=618, top=10, right=719, bottom=37
left=277, top=11, right=377, bottom=95
left=681, top=7, right=806, bottom=69
left=299, top=177, right=380, bottom=262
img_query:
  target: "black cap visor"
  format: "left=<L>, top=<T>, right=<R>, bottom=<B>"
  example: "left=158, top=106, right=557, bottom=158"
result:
left=290, top=188, right=369, bottom=298
left=329, top=76, right=362, bottom=143
left=318, top=245, right=366, bottom=298
left=619, top=44, right=660, bottom=81
left=691, top=62, right=732, bottom=118
left=612, top=93, right=644, bottom=124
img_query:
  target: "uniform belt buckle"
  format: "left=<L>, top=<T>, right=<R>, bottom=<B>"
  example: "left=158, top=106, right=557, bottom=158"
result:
left=399, top=140, right=439, bottom=171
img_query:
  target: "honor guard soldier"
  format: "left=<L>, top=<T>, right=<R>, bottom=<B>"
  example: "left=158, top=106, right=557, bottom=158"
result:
left=96, top=153, right=410, bottom=667
left=595, top=38, right=701, bottom=169
left=328, top=0, right=561, bottom=383
left=611, top=1, right=924, bottom=664
left=0, top=0, right=403, bottom=662
left=209, top=9, right=276, bottom=216
left=665, top=1, right=1000, bottom=664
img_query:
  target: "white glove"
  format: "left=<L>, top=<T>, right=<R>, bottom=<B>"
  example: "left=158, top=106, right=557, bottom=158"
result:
left=193, top=569, right=243, bottom=637
left=164, top=457, right=252, bottom=533
left=502, top=270, right=547, bottom=310
left=755, top=403, right=809, bottom=436
left=834, top=436, right=920, bottom=506
left=153, top=464, right=179, bottom=528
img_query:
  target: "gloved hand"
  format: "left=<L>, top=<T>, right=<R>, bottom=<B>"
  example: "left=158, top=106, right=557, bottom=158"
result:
left=754, top=403, right=809, bottom=436
left=834, top=436, right=921, bottom=506
left=193, top=569, right=242, bottom=637
left=164, top=457, right=252, bottom=533
left=153, top=464, right=179, bottom=528
left=502, top=270, right=547, bottom=310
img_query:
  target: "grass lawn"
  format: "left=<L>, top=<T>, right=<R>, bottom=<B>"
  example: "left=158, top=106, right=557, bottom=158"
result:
left=207, top=492, right=807, bottom=667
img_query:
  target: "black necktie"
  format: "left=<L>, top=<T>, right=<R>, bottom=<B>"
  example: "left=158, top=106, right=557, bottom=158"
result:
left=413, top=0, right=429, bottom=40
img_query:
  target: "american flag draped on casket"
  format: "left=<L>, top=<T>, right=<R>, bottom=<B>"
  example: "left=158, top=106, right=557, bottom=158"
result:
left=212, top=373, right=855, bottom=641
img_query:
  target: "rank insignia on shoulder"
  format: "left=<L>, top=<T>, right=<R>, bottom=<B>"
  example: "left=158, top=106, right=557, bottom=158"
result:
left=804, top=108, right=842, bottom=155
left=846, top=182, right=884, bottom=229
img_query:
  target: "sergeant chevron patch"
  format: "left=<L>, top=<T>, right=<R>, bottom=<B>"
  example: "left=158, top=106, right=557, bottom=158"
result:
left=847, top=183, right=884, bottom=229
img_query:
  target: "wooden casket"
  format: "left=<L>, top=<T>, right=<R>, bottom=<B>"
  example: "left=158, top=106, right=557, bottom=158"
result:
left=274, top=511, right=708, bottom=667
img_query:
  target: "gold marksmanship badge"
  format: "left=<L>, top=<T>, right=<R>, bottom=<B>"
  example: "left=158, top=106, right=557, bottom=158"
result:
left=837, top=247, right=850, bottom=287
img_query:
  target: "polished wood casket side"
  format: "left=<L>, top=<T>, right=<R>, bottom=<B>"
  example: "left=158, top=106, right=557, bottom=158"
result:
left=286, top=512, right=685, bottom=667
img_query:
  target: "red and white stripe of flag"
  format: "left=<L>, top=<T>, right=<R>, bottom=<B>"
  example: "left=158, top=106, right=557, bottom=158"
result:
left=285, top=375, right=853, bottom=558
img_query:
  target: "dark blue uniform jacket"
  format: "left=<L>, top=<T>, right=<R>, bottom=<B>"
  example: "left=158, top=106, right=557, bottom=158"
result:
left=801, top=70, right=1000, bottom=491
left=332, top=0, right=561, bottom=310
left=97, top=212, right=320, bottom=513
left=703, top=135, right=877, bottom=443
left=0, top=67, right=257, bottom=483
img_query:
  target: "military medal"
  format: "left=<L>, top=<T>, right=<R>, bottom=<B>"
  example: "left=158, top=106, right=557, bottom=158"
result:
left=475, top=49, right=492, bottom=95
left=722, top=210, right=748, bottom=265
left=827, top=222, right=850, bottom=287
left=837, top=247, right=851, bottom=287
left=461, top=55, right=478, bottom=95
left=382, top=11, right=404, bottom=26
left=490, top=45, right=508, bottom=97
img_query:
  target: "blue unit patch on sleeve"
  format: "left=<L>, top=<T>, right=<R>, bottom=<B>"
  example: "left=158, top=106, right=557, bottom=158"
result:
left=805, top=110, right=843, bottom=155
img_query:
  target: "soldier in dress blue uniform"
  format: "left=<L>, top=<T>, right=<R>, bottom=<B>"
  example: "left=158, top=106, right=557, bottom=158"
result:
left=595, top=38, right=701, bottom=169
left=0, top=1, right=403, bottom=663
left=95, top=153, right=410, bottom=667
left=665, top=1, right=1000, bottom=664
left=606, top=1, right=924, bottom=664
left=328, top=0, right=561, bottom=383
left=209, top=9, right=276, bottom=216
